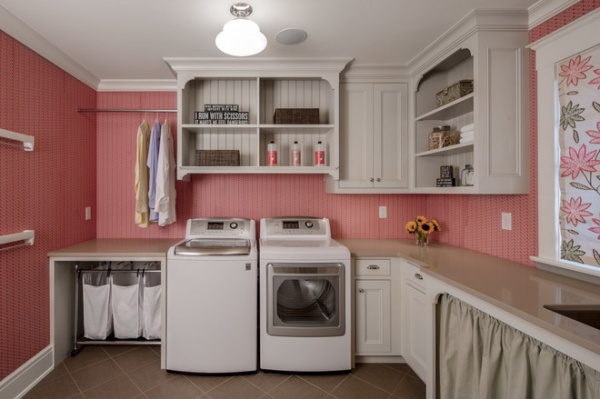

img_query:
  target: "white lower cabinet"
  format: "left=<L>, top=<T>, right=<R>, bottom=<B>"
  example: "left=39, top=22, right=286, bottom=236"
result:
left=401, top=261, right=429, bottom=381
left=354, top=258, right=402, bottom=360
left=355, top=279, right=391, bottom=353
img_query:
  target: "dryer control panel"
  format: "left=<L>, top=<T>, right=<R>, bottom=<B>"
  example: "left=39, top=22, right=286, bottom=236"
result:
left=261, top=217, right=331, bottom=239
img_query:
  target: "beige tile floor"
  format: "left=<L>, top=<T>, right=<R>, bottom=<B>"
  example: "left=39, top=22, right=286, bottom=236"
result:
left=23, top=345, right=426, bottom=399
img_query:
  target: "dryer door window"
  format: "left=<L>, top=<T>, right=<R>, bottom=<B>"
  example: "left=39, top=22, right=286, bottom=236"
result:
left=267, top=263, right=345, bottom=337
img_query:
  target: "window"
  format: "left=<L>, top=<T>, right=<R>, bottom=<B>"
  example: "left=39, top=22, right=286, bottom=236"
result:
left=531, top=9, right=600, bottom=281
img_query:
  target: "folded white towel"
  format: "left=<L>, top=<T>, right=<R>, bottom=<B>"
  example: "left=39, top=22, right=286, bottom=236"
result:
left=460, top=124, right=474, bottom=132
left=460, top=131, right=474, bottom=139
left=459, top=137, right=474, bottom=144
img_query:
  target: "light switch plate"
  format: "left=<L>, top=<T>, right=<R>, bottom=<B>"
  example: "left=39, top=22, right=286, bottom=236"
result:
left=85, top=207, right=92, bottom=220
left=379, top=206, right=387, bottom=219
left=501, top=212, right=512, bottom=230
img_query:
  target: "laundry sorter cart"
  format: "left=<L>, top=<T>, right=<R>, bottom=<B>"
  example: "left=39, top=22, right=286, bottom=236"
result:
left=49, top=239, right=177, bottom=368
left=71, top=261, right=162, bottom=356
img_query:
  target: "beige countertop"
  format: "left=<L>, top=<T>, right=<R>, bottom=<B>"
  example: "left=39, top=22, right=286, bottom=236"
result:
left=47, top=238, right=180, bottom=258
left=48, top=238, right=599, bottom=359
left=337, top=238, right=600, bottom=358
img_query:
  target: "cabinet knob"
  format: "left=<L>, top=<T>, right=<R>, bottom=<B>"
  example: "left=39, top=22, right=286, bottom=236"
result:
left=369, top=178, right=374, bottom=182
left=358, top=288, right=364, bottom=293
left=414, top=273, right=423, bottom=280
left=376, top=178, right=381, bottom=182
left=367, top=265, right=380, bottom=270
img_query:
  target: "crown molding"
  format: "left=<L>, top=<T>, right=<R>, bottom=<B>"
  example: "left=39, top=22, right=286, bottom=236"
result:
left=407, top=9, right=528, bottom=78
left=0, top=5, right=99, bottom=89
left=341, top=64, right=409, bottom=82
left=96, top=79, right=177, bottom=92
left=528, top=0, right=580, bottom=29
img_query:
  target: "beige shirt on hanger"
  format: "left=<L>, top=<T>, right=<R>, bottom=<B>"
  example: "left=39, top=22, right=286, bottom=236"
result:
left=135, top=120, right=151, bottom=227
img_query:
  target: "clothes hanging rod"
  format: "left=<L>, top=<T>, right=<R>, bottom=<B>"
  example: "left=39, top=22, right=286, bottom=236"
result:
left=0, top=128, right=34, bottom=151
left=0, top=230, right=35, bottom=252
left=78, top=269, right=161, bottom=274
left=78, top=108, right=177, bottom=113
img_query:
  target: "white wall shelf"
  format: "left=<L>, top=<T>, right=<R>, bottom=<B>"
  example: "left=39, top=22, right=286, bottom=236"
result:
left=0, top=230, right=35, bottom=251
left=416, top=93, right=474, bottom=121
left=0, top=128, right=34, bottom=151
left=165, top=58, right=351, bottom=180
left=415, top=142, right=473, bottom=158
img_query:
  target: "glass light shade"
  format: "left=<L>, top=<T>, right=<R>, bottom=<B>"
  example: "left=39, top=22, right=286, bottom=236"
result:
left=216, top=18, right=267, bottom=57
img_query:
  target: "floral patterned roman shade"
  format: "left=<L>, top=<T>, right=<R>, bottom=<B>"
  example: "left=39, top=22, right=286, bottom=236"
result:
left=558, top=46, right=600, bottom=267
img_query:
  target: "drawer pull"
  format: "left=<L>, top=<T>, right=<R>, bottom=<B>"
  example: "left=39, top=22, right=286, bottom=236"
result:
left=358, top=288, right=364, bottom=293
left=367, top=265, right=380, bottom=270
left=414, top=273, right=423, bottom=280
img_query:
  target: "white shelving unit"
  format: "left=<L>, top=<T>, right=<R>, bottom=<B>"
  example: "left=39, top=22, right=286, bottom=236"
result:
left=409, top=10, right=530, bottom=194
left=165, top=58, right=352, bottom=180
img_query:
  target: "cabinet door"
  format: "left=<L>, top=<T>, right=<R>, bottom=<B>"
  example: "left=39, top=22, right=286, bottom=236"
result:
left=374, top=83, right=408, bottom=188
left=405, top=281, right=427, bottom=380
left=339, top=83, right=374, bottom=188
left=355, top=279, right=391, bottom=354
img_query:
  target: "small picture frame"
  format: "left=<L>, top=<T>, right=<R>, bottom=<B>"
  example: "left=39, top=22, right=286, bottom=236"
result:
left=440, top=165, right=453, bottom=179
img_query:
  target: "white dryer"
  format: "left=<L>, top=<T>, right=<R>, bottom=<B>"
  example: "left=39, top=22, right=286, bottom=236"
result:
left=166, top=218, right=257, bottom=373
left=259, top=217, right=352, bottom=372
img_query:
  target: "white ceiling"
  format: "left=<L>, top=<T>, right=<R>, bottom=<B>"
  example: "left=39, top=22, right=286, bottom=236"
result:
left=0, top=0, right=544, bottom=87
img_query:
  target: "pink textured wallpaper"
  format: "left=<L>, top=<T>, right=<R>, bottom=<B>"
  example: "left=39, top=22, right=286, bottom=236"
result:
left=0, top=32, right=96, bottom=379
left=95, top=92, right=427, bottom=240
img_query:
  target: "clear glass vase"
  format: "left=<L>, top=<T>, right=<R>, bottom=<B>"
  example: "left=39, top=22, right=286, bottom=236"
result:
left=416, top=233, right=428, bottom=246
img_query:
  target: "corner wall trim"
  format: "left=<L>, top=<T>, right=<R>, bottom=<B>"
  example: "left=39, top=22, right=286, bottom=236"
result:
left=0, top=345, right=53, bottom=399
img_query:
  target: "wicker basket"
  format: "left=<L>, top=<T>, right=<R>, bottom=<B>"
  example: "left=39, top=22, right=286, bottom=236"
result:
left=195, top=150, right=240, bottom=166
left=436, top=80, right=474, bottom=107
left=274, top=108, right=319, bottom=124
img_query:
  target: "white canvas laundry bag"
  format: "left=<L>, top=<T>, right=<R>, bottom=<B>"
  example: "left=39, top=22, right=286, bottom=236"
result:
left=82, top=270, right=112, bottom=340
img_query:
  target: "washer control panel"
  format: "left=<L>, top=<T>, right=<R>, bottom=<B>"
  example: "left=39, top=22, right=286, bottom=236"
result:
left=186, top=218, right=255, bottom=239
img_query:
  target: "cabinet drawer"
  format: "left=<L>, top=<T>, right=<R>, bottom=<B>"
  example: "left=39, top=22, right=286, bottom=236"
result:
left=355, top=259, right=391, bottom=277
left=404, top=262, right=426, bottom=290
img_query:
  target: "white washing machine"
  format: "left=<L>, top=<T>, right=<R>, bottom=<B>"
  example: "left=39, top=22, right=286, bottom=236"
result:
left=259, top=217, right=352, bottom=372
left=166, top=218, right=257, bottom=373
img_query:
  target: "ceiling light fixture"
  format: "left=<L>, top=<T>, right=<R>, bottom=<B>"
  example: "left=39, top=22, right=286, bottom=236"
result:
left=215, top=3, right=267, bottom=57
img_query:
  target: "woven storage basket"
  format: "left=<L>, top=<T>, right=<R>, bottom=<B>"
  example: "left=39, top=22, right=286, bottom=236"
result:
left=196, top=150, right=240, bottom=166
left=436, top=80, right=474, bottom=107
left=274, top=108, right=319, bottom=124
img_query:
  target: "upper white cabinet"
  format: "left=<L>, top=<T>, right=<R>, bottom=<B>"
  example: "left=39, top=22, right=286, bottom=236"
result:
left=165, top=58, right=351, bottom=180
left=327, top=81, right=409, bottom=193
left=409, top=10, right=529, bottom=194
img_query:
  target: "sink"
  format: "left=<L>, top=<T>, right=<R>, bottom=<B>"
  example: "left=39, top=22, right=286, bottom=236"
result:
left=544, top=304, right=600, bottom=330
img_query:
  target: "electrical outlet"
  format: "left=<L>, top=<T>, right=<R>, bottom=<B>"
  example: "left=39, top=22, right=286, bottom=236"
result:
left=85, top=207, right=92, bottom=220
left=379, top=206, right=387, bottom=219
left=501, top=212, right=512, bottom=230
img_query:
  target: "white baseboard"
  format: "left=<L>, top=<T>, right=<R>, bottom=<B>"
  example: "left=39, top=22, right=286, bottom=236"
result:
left=355, top=355, right=405, bottom=364
left=0, top=346, right=53, bottom=399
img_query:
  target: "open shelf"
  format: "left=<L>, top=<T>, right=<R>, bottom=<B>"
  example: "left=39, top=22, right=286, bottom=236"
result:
left=165, top=59, right=351, bottom=180
left=416, top=94, right=474, bottom=121
left=416, top=142, right=474, bottom=157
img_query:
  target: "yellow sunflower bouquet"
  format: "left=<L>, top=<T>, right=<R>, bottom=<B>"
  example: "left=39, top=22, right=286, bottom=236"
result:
left=405, top=216, right=440, bottom=246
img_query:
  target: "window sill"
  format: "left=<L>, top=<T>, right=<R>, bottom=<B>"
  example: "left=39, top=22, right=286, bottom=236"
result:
left=530, top=256, right=600, bottom=286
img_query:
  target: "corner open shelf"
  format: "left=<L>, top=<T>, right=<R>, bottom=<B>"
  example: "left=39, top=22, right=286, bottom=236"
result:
left=410, top=11, right=529, bottom=194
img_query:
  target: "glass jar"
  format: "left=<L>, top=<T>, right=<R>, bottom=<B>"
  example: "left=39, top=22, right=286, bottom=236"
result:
left=461, top=164, right=474, bottom=186
left=441, top=125, right=459, bottom=145
left=428, top=127, right=442, bottom=150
